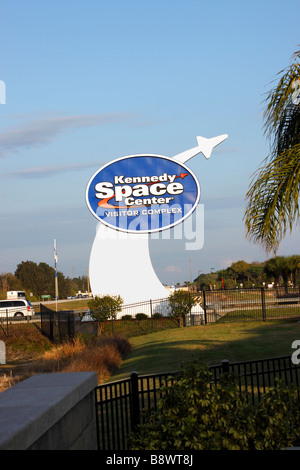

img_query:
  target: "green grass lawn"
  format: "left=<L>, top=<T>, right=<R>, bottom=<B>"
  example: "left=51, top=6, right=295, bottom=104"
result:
left=109, top=319, right=300, bottom=382
left=33, top=299, right=90, bottom=312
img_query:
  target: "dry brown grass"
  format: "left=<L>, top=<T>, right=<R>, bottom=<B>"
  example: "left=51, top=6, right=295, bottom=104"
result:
left=0, top=328, right=132, bottom=392
left=0, top=371, right=15, bottom=393
left=62, top=337, right=129, bottom=382
left=0, top=323, right=52, bottom=363
left=42, top=335, right=132, bottom=382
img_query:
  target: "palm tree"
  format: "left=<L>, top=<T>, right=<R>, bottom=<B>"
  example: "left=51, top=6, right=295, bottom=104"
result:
left=244, top=48, right=300, bottom=253
left=264, top=256, right=283, bottom=286
left=264, top=255, right=300, bottom=294
left=289, top=254, right=300, bottom=285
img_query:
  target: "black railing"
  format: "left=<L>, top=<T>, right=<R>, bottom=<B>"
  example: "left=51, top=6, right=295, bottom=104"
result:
left=39, top=287, right=300, bottom=342
left=201, top=287, right=300, bottom=323
left=40, top=304, right=181, bottom=342
left=95, top=369, right=180, bottom=451
left=40, top=304, right=75, bottom=342
left=94, top=355, right=300, bottom=450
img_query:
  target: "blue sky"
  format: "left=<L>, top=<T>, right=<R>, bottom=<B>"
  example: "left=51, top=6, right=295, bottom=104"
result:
left=0, top=0, right=299, bottom=286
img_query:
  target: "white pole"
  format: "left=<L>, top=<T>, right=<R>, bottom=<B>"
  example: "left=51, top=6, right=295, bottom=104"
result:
left=54, top=239, right=58, bottom=312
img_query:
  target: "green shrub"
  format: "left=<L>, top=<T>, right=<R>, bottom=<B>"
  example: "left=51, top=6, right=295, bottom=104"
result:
left=121, top=314, right=134, bottom=321
left=129, top=361, right=300, bottom=450
left=168, top=290, right=197, bottom=320
left=152, top=313, right=163, bottom=319
left=87, top=295, right=123, bottom=332
left=135, top=313, right=148, bottom=320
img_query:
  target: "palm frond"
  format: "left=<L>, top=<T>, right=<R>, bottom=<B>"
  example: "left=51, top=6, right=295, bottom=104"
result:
left=244, top=144, right=300, bottom=253
left=244, top=49, right=300, bottom=252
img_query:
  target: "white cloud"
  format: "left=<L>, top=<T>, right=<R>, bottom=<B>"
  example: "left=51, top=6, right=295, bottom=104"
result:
left=0, top=113, right=134, bottom=158
left=4, top=161, right=103, bottom=178
left=164, top=265, right=182, bottom=273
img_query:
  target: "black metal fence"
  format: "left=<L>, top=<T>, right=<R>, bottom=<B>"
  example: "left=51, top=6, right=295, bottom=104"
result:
left=202, top=286, right=300, bottom=323
left=94, top=355, right=300, bottom=450
left=39, top=286, right=300, bottom=341
left=118, top=295, right=204, bottom=326
left=39, top=303, right=182, bottom=342
left=40, top=304, right=77, bottom=342
left=100, top=316, right=181, bottom=337
left=0, top=310, right=36, bottom=337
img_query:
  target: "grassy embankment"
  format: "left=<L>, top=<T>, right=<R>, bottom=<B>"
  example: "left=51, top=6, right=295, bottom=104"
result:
left=1, top=318, right=299, bottom=392
left=109, top=319, right=300, bottom=381
left=32, top=298, right=90, bottom=313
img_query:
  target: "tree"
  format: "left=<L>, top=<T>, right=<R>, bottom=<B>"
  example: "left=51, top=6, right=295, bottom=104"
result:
left=14, top=260, right=72, bottom=299
left=87, top=294, right=123, bottom=332
left=289, top=255, right=300, bottom=285
left=230, top=260, right=251, bottom=285
left=0, top=273, right=23, bottom=299
left=264, top=255, right=300, bottom=291
left=247, top=263, right=265, bottom=286
left=195, top=272, right=220, bottom=290
left=244, top=48, right=300, bottom=253
left=71, top=275, right=88, bottom=294
left=15, top=261, right=40, bottom=294
left=264, top=255, right=292, bottom=291
left=168, top=290, right=196, bottom=321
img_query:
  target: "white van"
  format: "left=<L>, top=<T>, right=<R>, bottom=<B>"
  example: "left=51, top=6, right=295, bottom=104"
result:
left=0, top=299, right=35, bottom=318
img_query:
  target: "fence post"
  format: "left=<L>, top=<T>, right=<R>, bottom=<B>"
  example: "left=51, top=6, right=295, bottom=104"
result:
left=5, top=309, right=8, bottom=336
left=261, top=287, right=266, bottom=321
left=68, top=312, right=75, bottom=340
left=221, top=359, right=230, bottom=374
left=202, top=290, right=207, bottom=324
left=150, top=299, right=153, bottom=332
left=130, top=371, right=140, bottom=431
left=189, top=291, right=192, bottom=326
left=50, top=311, right=54, bottom=341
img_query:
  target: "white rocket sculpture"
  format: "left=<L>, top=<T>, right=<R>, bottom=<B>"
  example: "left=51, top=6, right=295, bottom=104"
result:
left=87, top=135, right=228, bottom=305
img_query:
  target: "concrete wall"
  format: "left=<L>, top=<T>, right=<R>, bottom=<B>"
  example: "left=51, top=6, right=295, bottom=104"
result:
left=0, top=371, right=98, bottom=450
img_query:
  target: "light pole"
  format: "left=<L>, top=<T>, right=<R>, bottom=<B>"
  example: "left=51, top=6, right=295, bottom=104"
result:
left=198, top=270, right=202, bottom=292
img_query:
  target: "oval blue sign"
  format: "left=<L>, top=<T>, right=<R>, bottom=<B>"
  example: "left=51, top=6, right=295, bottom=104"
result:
left=86, top=154, right=200, bottom=234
